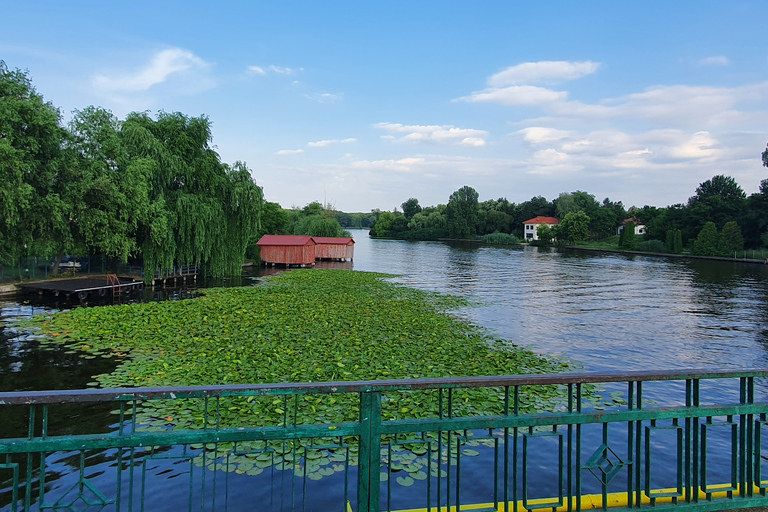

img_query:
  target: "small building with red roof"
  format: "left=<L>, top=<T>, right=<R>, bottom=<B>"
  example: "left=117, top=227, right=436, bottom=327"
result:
left=256, top=235, right=316, bottom=266
left=312, top=237, right=355, bottom=261
left=522, top=216, right=560, bottom=241
left=617, top=218, right=646, bottom=236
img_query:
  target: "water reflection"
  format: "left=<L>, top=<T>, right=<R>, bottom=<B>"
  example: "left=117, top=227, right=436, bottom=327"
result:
left=349, top=231, right=768, bottom=373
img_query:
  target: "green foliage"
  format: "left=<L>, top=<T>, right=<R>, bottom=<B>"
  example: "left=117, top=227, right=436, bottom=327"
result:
left=0, top=61, right=67, bottom=266
left=674, top=229, right=683, bottom=254
left=621, top=221, right=636, bottom=249
left=480, top=232, right=521, bottom=245
left=693, top=222, right=721, bottom=256
left=720, top=221, right=744, bottom=253
left=401, top=198, right=422, bottom=219
left=763, top=142, right=768, bottom=169
left=535, top=223, right=554, bottom=244
left=446, top=186, right=479, bottom=239
left=35, top=269, right=566, bottom=412
left=555, top=211, right=590, bottom=244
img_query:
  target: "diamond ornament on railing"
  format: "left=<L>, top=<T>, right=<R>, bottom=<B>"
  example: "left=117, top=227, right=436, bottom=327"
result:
left=54, top=477, right=111, bottom=511
left=584, top=443, right=628, bottom=485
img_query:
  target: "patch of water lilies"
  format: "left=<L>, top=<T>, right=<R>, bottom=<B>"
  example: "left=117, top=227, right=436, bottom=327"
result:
left=27, top=269, right=589, bottom=483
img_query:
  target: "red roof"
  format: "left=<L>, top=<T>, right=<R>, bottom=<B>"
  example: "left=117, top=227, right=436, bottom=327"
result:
left=622, top=218, right=643, bottom=225
left=523, top=216, right=559, bottom=225
left=312, top=237, right=355, bottom=245
left=256, top=235, right=315, bottom=246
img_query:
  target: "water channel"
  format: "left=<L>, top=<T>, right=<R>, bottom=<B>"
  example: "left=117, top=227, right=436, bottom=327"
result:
left=2, top=230, right=768, bottom=510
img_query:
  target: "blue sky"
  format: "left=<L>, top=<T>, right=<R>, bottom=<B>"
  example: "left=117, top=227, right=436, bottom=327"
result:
left=3, top=1, right=768, bottom=212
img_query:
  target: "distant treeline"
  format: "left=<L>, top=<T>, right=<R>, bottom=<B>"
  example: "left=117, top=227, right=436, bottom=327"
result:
left=359, top=168, right=768, bottom=257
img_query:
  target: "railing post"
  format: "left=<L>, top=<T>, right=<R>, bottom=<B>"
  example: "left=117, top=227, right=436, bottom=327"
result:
left=358, top=390, right=382, bottom=512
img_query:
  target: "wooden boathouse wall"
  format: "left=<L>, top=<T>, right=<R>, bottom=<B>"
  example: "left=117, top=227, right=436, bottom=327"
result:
left=256, top=235, right=316, bottom=266
left=312, top=237, right=355, bottom=261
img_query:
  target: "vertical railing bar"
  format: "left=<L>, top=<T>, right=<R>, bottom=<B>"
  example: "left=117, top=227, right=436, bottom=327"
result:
left=386, top=441, right=392, bottom=512
left=456, top=436, right=462, bottom=512
left=731, top=415, right=738, bottom=498
left=626, top=381, right=634, bottom=509
left=601, top=422, right=609, bottom=510
left=685, top=379, right=692, bottom=504
left=568, top=383, right=574, bottom=512
left=212, top=397, right=220, bottom=512
left=447, top=388, right=453, bottom=511
left=693, top=379, right=700, bottom=504
left=201, top=398, right=208, bottom=512
left=514, top=385, right=520, bottom=510
left=646, top=419, right=654, bottom=507
left=575, top=383, right=582, bottom=512
left=493, top=434, right=499, bottom=511
left=635, top=381, right=643, bottom=508
left=676, top=418, right=683, bottom=498
left=24, top=405, right=34, bottom=512
left=341, top=439, right=349, bottom=512
left=740, top=377, right=748, bottom=498
left=504, top=385, right=510, bottom=511
left=437, top=387, right=444, bottom=512
left=747, top=377, right=755, bottom=497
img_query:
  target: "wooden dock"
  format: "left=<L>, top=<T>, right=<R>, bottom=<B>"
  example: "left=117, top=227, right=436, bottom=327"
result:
left=18, top=275, right=144, bottom=301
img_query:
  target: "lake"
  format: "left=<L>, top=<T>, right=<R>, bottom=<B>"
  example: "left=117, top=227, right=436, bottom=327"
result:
left=2, top=232, right=768, bottom=511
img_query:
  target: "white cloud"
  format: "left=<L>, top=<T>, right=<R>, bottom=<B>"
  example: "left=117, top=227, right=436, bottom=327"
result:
left=375, top=123, right=489, bottom=146
left=305, top=92, right=344, bottom=103
left=307, top=138, right=357, bottom=148
left=247, top=65, right=266, bottom=75
left=92, top=48, right=209, bottom=93
left=488, top=61, right=601, bottom=87
left=699, top=56, right=730, bottom=66
left=270, top=65, right=301, bottom=74
left=457, top=61, right=598, bottom=107
left=276, top=149, right=305, bottom=155
left=462, top=85, right=567, bottom=106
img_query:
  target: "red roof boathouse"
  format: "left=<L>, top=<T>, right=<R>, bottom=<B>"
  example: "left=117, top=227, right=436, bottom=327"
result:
left=256, top=235, right=316, bottom=267
left=312, top=237, right=355, bottom=261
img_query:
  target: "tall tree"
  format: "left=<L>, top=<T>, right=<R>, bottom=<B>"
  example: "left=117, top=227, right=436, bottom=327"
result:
left=401, top=198, right=422, bottom=220
left=556, top=211, right=590, bottom=244
left=446, top=186, right=479, bottom=239
left=0, top=61, right=67, bottom=269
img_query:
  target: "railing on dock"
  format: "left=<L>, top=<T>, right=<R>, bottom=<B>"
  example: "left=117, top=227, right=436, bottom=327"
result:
left=2, top=370, right=768, bottom=512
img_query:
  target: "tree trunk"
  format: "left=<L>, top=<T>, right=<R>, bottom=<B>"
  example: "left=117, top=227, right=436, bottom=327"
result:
left=52, top=248, right=65, bottom=275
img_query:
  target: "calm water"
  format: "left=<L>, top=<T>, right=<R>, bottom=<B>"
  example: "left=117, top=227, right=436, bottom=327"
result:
left=348, top=230, right=768, bottom=373
left=3, top=232, right=768, bottom=510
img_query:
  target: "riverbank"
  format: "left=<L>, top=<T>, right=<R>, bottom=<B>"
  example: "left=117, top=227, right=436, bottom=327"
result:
left=562, top=244, right=768, bottom=264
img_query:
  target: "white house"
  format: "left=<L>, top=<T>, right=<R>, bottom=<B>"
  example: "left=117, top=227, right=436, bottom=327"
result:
left=617, top=218, right=646, bottom=236
left=523, top=216, right=560, bottom=241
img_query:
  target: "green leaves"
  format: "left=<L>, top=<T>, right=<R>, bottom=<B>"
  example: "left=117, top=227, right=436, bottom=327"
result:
left=32, top=269, right=570, bottom=480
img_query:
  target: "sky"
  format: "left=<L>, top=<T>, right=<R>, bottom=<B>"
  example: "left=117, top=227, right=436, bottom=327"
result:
left=2, top=1, right=768, bottom=213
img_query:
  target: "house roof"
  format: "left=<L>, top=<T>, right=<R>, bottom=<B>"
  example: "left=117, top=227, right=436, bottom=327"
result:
left=312, top=237, right=355, bottom=245
left=622, top=218, right=644, bottom=225
left=523, top=216, right=560, bottom=225
left=256, top=235, right=316, bottom=246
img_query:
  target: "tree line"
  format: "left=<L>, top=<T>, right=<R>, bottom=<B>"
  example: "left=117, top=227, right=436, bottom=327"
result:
left=366, top=167, right=768, bottom=257
left=1, top=62, right=263, bottom=280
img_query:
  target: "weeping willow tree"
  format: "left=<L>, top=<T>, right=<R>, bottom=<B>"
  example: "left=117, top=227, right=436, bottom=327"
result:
left=93, top=111, right=263, bottom=280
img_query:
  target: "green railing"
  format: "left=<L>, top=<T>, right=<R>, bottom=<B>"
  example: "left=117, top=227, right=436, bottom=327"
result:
left=2, top=370, right=768, bottom=512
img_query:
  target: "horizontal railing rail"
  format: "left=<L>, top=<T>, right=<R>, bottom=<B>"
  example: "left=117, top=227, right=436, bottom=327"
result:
left=2, top=369, right=768, bottom=512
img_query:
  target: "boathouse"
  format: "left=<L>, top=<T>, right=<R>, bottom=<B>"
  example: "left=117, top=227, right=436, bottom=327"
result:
left=256, top=235, right=316, bottom=266
left=312, top=237, right=355, bottom=261
left=522, top=216, right=560, bottom=241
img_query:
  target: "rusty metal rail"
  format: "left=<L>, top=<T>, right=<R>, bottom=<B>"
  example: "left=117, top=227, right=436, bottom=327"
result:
left=2, top=370, right=768, bottom=512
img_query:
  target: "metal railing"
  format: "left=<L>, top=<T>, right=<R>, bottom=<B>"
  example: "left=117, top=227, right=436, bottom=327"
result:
left=2, top=370, right=768, bottom=512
